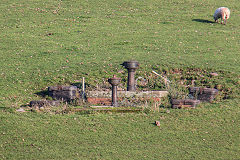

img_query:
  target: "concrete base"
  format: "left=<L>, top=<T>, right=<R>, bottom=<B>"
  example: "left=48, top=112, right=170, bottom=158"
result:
left=86, top=90, right=168, bottom=105
left=87, top=90, right=168, bottom=98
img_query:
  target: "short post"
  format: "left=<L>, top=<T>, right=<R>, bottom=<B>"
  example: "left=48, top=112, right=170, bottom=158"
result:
left=108, top=75, right=121, bottom=107
left=82, top=77, right=85, bottom=102
left=121, top=61, right=139, bottom=91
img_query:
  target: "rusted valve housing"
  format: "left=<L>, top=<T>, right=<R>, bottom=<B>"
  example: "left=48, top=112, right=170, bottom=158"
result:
left=121, top=61, right=139, bottom=91
left=108, top=75, right=121, bottom=107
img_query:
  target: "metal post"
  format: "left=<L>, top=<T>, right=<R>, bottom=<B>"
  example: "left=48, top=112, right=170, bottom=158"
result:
left=82, top=77, right=85, bottom=102
left=108, top=75, right=121, bottom=107
left=127, top=68, right=136, bottom=91
left=112, top=85, right=118, bottom=107
left=121, top=61, right=139, bottom=91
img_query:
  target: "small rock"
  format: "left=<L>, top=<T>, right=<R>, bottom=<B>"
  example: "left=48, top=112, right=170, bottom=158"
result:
left=46, top=33, right=53, bottom=36
left=155, top=121, right=160, bottom=126
left=16, top=108, right=25, bottom=112
left=210, top=72, right=218, bottom=77
left=39, top=107, right=45, bottom=111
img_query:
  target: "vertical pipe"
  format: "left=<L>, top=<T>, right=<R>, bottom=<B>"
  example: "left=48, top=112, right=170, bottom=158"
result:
left=112, top=85, right=118, bottom=107
left=82, top=77, right=85, bottom=101
left=121, top=61, right=139, bottom=91
left=108, top=75, right=121, bottom=107
left=127, top=69, right=136, bottom=91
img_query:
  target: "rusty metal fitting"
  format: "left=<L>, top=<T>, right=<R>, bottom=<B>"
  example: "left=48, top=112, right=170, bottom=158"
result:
left=108, top=75, right=121, bottom=107
left=121, top=61, right=139, bottom=91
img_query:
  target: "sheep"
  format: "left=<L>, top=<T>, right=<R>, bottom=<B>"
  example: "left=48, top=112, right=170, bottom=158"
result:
left=213, top=7, right=230, bottom=25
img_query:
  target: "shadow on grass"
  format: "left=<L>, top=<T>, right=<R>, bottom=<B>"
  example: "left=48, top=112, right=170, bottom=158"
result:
left=71, top=82, right=83, bottom=89
left=35, top=90, right=49, bottom=98
left=150, top=122, right=156, bottom=126
left=20, top=104, right=29, bottom=108
left=192, top=19, right=215, bottom=23
left=0, top=106, right=6, bottom=110
left=71, top=82, right=91, bottom=89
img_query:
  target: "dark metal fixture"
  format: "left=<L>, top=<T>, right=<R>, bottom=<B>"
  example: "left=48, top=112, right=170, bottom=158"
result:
left=108, top=75, right=121, bottom=107
left=121, top=60, right=139, bottom=91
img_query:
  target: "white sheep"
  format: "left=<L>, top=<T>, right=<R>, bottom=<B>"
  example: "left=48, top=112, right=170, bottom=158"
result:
left=213, top=7, right=230, bottom=24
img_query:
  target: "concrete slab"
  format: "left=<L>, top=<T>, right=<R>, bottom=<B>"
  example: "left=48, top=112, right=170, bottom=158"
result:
left=87, top=90, right=168, bottom=98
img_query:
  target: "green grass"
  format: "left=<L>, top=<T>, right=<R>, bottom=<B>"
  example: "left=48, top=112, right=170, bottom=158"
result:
left=1, top=102, right=240, bottom=159
left=0, top=0, right=240, bottom=159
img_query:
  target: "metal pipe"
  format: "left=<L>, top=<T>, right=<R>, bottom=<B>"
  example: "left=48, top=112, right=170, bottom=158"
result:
left=112, top=85, right=118, bottom=107
left=108, top=75, right=121, bottom=107
left=121, top=61, right=139, bottom=91
left=82, top=77, right=85, bottom=102
left=127, top=69, right=136, bottom=91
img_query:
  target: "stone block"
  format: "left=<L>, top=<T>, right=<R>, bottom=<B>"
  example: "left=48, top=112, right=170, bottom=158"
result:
left=189, top=87, right=218, bottom=102
left=171, top=99, right=201, bottom=109
left=48, top=85, right=79, bottom=101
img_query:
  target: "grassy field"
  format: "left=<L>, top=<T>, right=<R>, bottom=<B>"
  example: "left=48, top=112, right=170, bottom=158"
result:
left=1, top=104, right=239, bottom=159
left=0, top=0, right=240, bottom=159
